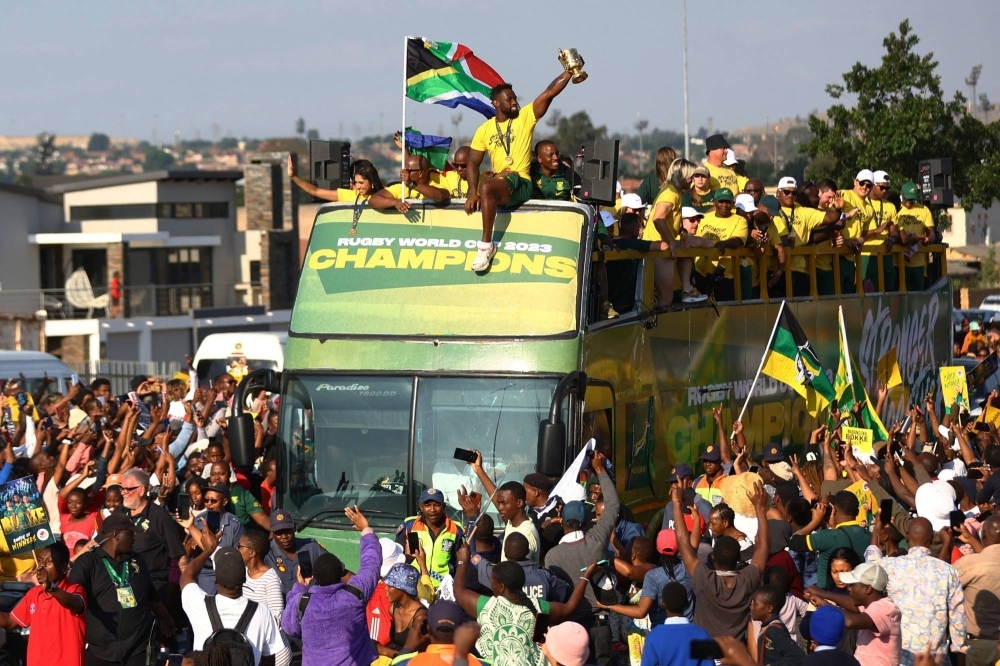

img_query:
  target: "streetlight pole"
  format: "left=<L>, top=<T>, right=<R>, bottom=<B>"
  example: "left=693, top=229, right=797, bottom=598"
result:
left=682, top=0, right=690, bottom=160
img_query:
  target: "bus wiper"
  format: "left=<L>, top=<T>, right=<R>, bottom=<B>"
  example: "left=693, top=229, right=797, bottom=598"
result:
left=296, top=507, right=395, bottom=530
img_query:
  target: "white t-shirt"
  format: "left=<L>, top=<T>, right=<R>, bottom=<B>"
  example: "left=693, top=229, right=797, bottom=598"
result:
left=502, top=518, right=540, bottom=563
left=181, top=584, right=285, bottom=665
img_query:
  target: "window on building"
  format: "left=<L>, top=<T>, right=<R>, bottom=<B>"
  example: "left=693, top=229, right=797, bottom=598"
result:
left=69, top=204, right=157, bottom=220
left=249, top=260, right=261, bottom=284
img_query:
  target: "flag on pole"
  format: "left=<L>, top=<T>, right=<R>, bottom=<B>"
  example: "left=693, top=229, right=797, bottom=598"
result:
left=403, top=128, right=452, bottom=171
left=834, top=307, right=890, bottom=441
left=405, top=38, right=504, bottom=118
left=760, top=302, right=836, bottom=419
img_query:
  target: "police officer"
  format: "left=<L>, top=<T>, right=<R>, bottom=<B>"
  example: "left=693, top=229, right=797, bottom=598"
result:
left=396, top=489, right=464, bottom=589
left=471, top=532, right=570, bottom=602
left=190, top=482, right=244, bottom=594
left=265, top=510, right=325, bottom=596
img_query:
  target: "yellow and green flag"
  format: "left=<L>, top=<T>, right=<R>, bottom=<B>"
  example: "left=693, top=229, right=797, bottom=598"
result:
left=835, top=306, right=890, bottom=441
left=760, top=302, right=835, bottom=418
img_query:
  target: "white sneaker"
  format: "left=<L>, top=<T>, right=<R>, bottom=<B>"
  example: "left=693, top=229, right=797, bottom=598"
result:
left=682, top=289, right=709, bottom=303
left=471, top=242, right=496, bottom=272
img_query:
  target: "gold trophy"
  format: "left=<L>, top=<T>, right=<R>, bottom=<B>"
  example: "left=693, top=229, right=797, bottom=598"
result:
left=557, top=48, right=588, bottom=84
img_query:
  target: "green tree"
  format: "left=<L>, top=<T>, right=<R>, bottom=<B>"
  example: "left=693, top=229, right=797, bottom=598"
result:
left=545, top=110, right=607, bottom=158
left=804, top=20, right=1000, bottom=209
left=87, top=132, right=110, bottom=152
left=34, top=132, right=60, bottom=175
left=144, top=146, right=175, bottom=171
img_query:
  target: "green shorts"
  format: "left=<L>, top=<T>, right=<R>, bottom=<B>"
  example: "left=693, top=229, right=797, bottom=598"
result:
left=502, top=173, right=534, bottom=209
left=905, top=265, right=926, bottom=291
left=816, top=269, right=835, bottom=296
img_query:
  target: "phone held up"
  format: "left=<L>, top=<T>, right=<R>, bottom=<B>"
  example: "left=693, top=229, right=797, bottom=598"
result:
left=205, top=510, right=222, bottom=533
left=298, top=550, right=313, bottom=579
left=453, top=448, right=478, bottom=464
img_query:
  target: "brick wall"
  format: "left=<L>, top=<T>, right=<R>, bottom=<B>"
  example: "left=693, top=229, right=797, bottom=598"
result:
left=245, top=152, right=301, bottom=309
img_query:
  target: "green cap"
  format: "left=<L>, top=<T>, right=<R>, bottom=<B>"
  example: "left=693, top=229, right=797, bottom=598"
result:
left=759, top=194, right=781, bottom=216
left=901, top=182, right=919, bottom=201
left=714, top=187, right=734, bottom=202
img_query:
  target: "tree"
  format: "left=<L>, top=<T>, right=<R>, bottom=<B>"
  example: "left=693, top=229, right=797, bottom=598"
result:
left=87, top=132, right=111, bottom=152
left=34, top=132, right=60, bottom=175
left=545, top=110, right=607, bottom=158
left=306, top=128, right=320, bottom=141
left=295, top=117, right=306, bottom=137
left=803, top=20, right=1000, bottom=209
left=143, top=146, right=175, bottom=171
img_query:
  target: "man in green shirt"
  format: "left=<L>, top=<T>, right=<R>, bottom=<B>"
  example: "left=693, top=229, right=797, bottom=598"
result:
left=530, top=140, right=573, bottom=201
left=208, top=461, right=268, bottom=531
left=788, top=490, right=871, bottom=587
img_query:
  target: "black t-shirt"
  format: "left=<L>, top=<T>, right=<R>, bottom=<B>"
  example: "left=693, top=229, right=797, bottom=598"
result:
left=117, top=502, right=185, bottom=590
left=70, top=548, right=160, bottom=662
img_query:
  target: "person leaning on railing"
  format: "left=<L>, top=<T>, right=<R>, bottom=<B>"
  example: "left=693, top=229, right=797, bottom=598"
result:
left=867, top=170, right=901, bottom=292
left=896, top=181, right=936, bottom=292
left=735, top=194, right=786, bottom=301
left=689, top=188, right=749, bottom=303
left=837, top=169, right=878, bottom=294
left=774, top=177, right=846, bottom=297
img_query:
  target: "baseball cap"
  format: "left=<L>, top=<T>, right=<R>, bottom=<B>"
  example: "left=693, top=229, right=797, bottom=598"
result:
left=704, top=134, right=730, bottom=152
left=562, top=501, right=587, bottom=524
left=544, top=621, right=590, bottom=666
left=760, top=194, right=781, bottom=216
left=379, top=538, right=406, bottom=578
left=523, top=472, right=554, bottom=494
left=102, top=513, right=139, bottom=535
left=873, top=170, right=890, bottom=184
left=214, top=546, right=247, bottom=588
left=599, top=211, right=616, bottom=228
left=735, top=193, right=757, bottom=213
left=205, top=482, right=229, bottom=499
left=915, top=480, right=957, bottom=531
left=971, top=321, right=982, bottom=331
left=777, top=176, right=797, bottom=190
left=724, top=149, right=739, bottom=166
left=270, top=510, right=295, bottom=532
left=838, top=562, right=889, bottom=592
left=901, top=181, right=920, bottom=201
left=699, top=444, right=721, bottom=461
left=427, top=600, right=468, bottom=635
left=691, top=166, right=711, bottom=178
left=672, top=463, right=695, bottom=480
left=103, top=473, right=124, bottom=490
left=809, top=605, right=846, bottom=646
left=620, top=192, right=644, bottom=209
left=656, top=529, right=679, bottom=556
left=419, top=488, right=445, bottom=505
left=855, top=169, right=875, bottom=183
left=714, top=188, right=735, bottom=202
left=681, top=206, right=704, bottom=219
left=762, top=442, right=784, bottom=463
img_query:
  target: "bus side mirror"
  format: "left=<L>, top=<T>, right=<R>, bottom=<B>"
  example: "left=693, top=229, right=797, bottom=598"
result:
left=228, top=368, right=280, bottom=471
left=537, top=420, right=566, bottom=477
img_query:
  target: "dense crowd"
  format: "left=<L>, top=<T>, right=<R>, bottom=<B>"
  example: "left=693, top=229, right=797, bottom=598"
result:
left=0, top=350, right=996, bottom=666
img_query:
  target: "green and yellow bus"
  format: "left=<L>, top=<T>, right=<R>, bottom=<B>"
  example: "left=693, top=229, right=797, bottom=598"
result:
left=228, top=201, right=951, bottom=567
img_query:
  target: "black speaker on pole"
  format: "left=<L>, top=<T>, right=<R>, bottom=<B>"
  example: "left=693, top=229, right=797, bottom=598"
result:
left=574, top=140, right=619, bottom=206
left=917, top=158, right=953, bottom=207
left=310, top=140, right=351, bottom=190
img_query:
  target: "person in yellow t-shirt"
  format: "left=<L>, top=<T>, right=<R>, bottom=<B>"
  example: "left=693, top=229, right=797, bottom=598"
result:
left=369, top=155, right=450, bottom=212
left=287, top=155, right=384, bottom=203
left=466, top=70, right=578, bottom=272
left=644, top=158, right=706, bottom=305
left=897, top=181, right=935, bottom=291
left=431, top=146, right=472, bottom=199
left=736, top=193, right=785, bottom=301
left=866, top=170, right=899, bottom=291
left=774, top=178, right=842, bottom=297
left=703, top=135, right=747, bottom=196
left=838, top=169, right=876, bottom=293
left=692, top=188, right=748, bottom=303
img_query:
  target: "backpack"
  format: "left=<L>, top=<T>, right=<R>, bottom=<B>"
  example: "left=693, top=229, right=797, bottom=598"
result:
left=204, top=596, right=258, bottom=666
left=297, top=583, right=363, bottom=622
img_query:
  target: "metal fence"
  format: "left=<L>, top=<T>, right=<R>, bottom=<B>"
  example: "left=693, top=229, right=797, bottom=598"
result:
left=65, top=359, right=185, bottom=395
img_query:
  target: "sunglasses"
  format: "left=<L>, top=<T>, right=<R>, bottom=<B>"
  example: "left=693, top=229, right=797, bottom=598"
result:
left=745, top=188, right=764, bottom=194
left=859, top=181, right=873, bottom=188
left=875, top=185, right=889, bottom=191
left=120, top=485, right=143, bottom=493
left=453, top=163, right=468, bottom=168
left=779, top=189, right=797, bottom=196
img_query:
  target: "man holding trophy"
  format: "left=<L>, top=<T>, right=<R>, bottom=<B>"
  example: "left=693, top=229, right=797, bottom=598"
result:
left=465, top=49, right=588, bottom=272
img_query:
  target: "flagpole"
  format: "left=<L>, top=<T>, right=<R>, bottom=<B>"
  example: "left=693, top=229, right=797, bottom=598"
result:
left=402, top=36, right=411, bottom=198
left=732, top=300, right=787, bottom=437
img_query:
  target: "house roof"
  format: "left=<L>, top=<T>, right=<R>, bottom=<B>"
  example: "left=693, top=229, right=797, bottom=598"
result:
left=0, top=180, right=62, bottom=204
left=43, top=170, right=243, bottom=194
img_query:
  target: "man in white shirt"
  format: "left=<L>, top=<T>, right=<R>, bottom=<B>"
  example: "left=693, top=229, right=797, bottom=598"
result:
left=180, top=526, right=288, bottom=666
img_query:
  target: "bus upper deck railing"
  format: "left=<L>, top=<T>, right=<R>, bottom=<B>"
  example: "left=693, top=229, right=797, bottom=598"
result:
left=592, top=244, right=947, bottom=303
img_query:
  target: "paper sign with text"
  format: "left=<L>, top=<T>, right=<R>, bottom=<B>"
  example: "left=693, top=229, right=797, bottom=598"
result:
left=0, top=476, right=55, bottom=556
left=877, top=348, right=903, bottom=389
left=940, top=366, right=969, bottom=409
left=844, top=426, right=874, bottom=457
left=845, top=479, right=878, bottom=528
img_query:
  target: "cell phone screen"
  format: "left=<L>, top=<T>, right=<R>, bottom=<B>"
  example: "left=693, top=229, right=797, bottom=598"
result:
left=531, top=613, right=550, bottom=643
left=690, top=640, right=724, bottom=660
left=205, top=510, right=221, bottom=532
left=408, top=532, right=420, bottom=554
left=453, top=448, right=478, bottom=464
left=177, top=493, right=191, bottom=521
left=298, top=551, right=313, bottom=579
left=880, top=499, right=893, bottom=525
left=949, top=510, right=966, bottom=530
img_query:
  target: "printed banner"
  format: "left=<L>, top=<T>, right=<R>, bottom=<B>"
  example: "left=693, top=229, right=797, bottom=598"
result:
left=845, top=479, right=878, bottom=528
left=939, top=366, right=970, bottom=409
left=876, top=347, right=903, bottom=389
left=0, top=476, right=56, bottom=556
left=844, top=426, right=874, bottom=457
left=968, top=352, right=999, bottom=393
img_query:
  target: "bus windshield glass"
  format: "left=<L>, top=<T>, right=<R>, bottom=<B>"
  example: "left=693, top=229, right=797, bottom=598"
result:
left=277, top=374, right=557, bottom=529
left=292, top=203, right=587, bottom=338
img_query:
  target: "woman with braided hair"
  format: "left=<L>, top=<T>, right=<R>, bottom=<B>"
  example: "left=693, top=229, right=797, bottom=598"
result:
left=452, top=542, right=596, bottom=666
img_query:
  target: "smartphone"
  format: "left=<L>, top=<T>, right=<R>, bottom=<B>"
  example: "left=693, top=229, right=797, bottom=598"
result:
left=880, top=499, right=893, bottom=525
left=205, top=510, right=221, bottom=532
left=298, top=551, right=313, bottom=579
left=453, top=448, right=478, bottom=464
left=127, top=391, right=138, bottom=405
left=408, top=531, right=420, bottom=554
left=748, top=465, right=760, bottom=474
left=70, top=373, right=79, bottom=387
left=690, top=640, right=724, bottom=660
left=949, top=510, right=966, bottom=530
left=975, top=421, right=991, bottom=433
left=14, top=392, right=27, bottom=408
left=531, top=613, right=550, bottom=643
left=968, top=467, right=985, bottom=480
left=177, top=493, right=191, bottom=521
left=901, top=415, right=912, bottom=433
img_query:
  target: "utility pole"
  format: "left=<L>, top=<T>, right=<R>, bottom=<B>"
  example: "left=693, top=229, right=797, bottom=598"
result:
left=634, top=112, right=649, bottom=172
left=451, top=113, right=463, bottom=157
left=682, top=0, right=690, bottom=160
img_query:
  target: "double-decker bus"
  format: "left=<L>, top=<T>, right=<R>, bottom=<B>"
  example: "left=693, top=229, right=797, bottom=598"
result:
left=227, top=200, right=951, bottom=568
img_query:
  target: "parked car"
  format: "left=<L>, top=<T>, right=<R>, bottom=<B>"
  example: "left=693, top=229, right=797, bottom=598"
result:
left=980, top=295, right=1000, bottom=311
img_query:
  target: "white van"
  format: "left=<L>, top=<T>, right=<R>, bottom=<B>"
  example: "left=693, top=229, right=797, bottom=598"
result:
left=0, top=350, right=76, bottom=394
left=193, top=332, right=287, bottom=386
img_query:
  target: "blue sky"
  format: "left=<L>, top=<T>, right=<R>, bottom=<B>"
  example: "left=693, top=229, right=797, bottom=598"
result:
left=3, top=0, right=998, bottom=142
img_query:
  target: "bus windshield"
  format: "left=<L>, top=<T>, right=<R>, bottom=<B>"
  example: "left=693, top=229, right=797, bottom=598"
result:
left=277, top=374, right=557, bottom=530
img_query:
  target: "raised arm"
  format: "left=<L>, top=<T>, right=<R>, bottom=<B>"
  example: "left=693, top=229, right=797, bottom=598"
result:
left=713, top=407, right=732, bottom=465
left=469, top=450, right=498, bottom=510
left=532, top=71, right=573, bottom=120
left=671, top=485, right=700, bottom=575
left=452, top=542, right=483, bottom=619
left=748, top=482, right=771, bottom=574
left=287, top=155, right=343, bottom=201
left=344, top=506, right=381, bottom=599
left=548, top=561, right=598, bottom=623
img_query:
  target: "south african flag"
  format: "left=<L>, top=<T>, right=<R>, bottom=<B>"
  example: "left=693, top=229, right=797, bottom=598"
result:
left=405, top=38, right=504, bottom=118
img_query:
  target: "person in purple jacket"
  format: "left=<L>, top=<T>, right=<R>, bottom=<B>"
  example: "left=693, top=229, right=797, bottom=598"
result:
left=282, top=506, right=382, bottom=666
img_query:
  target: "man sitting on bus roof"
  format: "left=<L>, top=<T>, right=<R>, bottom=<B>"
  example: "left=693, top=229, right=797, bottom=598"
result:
left=396, top=488, right=465, bottom=589
left=369, top=155, right=450, bottom=213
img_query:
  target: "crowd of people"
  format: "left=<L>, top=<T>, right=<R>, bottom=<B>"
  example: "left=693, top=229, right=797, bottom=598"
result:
left=2, top=351, right=998, bottom=666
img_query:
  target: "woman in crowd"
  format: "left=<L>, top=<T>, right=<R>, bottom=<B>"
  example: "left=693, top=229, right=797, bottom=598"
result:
left=643, top=158, right=703, bottom=306
left=287, top=156, right=384, bottom=203
left=373, top=563, right=429, bottom=661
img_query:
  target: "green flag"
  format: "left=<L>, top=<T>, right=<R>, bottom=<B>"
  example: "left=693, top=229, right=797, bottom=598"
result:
left=834, top=306, right=889, bottom=441
left=760, top=302, right=835, bottom=419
